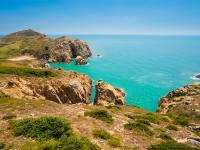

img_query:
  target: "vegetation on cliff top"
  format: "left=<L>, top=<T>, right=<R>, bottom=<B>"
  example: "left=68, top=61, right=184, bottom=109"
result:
left=9, top=117, right=99, bottom=150
left=84, top=109, right=113, bottom=123
left=0, top=65, right=55, bottom=77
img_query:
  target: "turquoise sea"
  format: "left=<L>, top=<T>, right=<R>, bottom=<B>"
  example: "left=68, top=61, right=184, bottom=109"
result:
left=50, top=35, right=200, bottom=112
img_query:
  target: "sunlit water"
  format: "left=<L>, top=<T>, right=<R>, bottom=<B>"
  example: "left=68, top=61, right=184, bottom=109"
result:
left=50, top=35, right=200, bottom=111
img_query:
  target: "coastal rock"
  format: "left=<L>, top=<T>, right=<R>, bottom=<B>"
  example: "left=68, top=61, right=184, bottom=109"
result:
left=46, top=37, right=91, bottom=63
left=0, top=72, right=92, bottom=104
left=94, top=80, right=126, bottom=106
left=75, top=56, right=87, bottom=65
left=157, top=82, right=200, bottom=115
left=196, top=74, right=200, bottom=79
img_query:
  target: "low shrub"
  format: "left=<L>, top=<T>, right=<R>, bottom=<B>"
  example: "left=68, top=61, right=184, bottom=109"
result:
left=148, top=141, right=199, bottom=150
left=107, top=137, right=121, bottom=148
left=57, top=136, right=99, bottom=150
left=105, top=105, right=121, bottom=110
left=136, top=119, right=151, bottom=126
left=7, top=80, right=14, bottom=87
left=166, top=125, right=178, bottom=131
left=2, top=114, right=16, bottom=120
left=0, top=142, right=5, bottom=150
left=84, top=109, right=113, bottom=123
left=93, top=129, right=111, bottom=140
left=127, top=113, right=161, bottom=124
left=159, top=134, right=173, bottom=141
left=9, top=117, right=73, bottom=141
left=173, top=117, right=190, bottom=126
left=124, top=122, right=154, bottom=136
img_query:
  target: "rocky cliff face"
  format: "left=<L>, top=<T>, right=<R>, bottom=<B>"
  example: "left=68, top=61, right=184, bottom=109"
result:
left=47, top=38, right=91, bottom=63
left=157, top=82, right=200, bottom=116
left=0, top=72, right=92, bottom=104
left=94, top=80, right=126, bottom=106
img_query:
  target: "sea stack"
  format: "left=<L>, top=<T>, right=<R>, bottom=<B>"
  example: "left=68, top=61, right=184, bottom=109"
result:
left=195, top=74, right=200, bottom=79
left=94, top=80, right=126, bottom=106
left=75, top=56, right=87, bottom=65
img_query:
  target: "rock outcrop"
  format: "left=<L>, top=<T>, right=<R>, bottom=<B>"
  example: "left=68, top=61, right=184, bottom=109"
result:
left=94, top=80, right=126, bottom=106
left=157, top=82, right=200, bottom=115
left=47, top=37, right=92, bottom=63
left=196, top=74, right=200, bottom=79
left=0, top=30, right=92, bottom=63
left=75, top=56, right=87, bottom=65
left=0, top=72, right=92, bottom=104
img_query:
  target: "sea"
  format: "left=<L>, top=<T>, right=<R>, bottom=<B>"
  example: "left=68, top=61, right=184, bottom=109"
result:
left=49, top=35, right=200, bottom=112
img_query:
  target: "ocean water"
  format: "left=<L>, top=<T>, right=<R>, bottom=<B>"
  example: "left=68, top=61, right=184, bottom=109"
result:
left=50, top=35, right=200, bottom=112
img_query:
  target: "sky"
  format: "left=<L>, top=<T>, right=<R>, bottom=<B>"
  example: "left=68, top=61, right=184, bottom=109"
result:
left=0, top=0, right=200, bottom=35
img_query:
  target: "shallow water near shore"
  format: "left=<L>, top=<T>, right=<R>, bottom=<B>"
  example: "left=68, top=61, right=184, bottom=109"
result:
left=50, top=35, right=200, bottom=112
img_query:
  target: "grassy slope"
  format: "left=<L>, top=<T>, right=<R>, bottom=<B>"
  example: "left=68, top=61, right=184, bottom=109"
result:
left=0, top=95, right=198, bottom=150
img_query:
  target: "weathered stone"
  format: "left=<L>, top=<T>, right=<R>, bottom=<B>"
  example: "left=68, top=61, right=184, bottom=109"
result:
left=94, top=80, right=126, bottom=106
left=75, top=56, right=87, bottom=65
left=0, top=73, right=92, bottom=104
left=157, top=82, right=200, bottom=115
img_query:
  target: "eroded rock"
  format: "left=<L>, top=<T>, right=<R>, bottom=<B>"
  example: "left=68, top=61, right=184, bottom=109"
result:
left=75, top=56, right=87, bottom=65
left=157, top=82, right=200, bottom=115
left=94, top=80, right=126, bottom=106
left=0, top=73, right=92, bottom=104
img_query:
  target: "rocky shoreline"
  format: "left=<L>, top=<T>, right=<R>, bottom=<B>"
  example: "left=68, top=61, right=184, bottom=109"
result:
left=0, top=29, right=200, bottom=149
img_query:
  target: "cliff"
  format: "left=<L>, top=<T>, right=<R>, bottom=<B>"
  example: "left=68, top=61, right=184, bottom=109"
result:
left=0, top=29, right=92, bottom=63
left=157, top=82, right=200, bottom=117
left=0, top=71, right=92, bottom=104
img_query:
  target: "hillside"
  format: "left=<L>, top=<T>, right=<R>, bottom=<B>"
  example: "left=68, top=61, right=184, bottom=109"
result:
left=0, top=29, right=92, bottom=63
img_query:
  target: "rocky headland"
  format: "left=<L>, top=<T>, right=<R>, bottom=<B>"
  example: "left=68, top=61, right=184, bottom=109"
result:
left=0, top=29, right=91, bottom=64
left=157, top=82, right=200, bottom=116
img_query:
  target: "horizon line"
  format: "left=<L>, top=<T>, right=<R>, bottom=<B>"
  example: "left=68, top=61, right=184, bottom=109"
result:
left=1, top=33, right=200, bottom=36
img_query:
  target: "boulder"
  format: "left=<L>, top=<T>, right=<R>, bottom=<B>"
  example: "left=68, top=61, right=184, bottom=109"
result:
left=94, top=80, right=126, bottom=106
left=196, top=74, right=200, bottom=79
left=75, top=56, right=87, bottom=65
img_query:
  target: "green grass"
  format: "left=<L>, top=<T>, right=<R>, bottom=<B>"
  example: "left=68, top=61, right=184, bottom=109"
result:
left=193, top=127, right=200, bottom=136
left=107, top=137, right=121, bottom=148
left=173, top=117, right=190, bottom=127
left=0, top=142, right=5, bottom=150
left=127, top=113, right=162, bottom=125
left=9, top=116, right=99, bottom=150
left=105, top=105, right=121, bottom=110
left=166, top=125, right=178, bottom=131
left=57, top=136, right=99, bottom=150
left=124, top=122, right=154, bottom=136
left=2, top=114, right=16, bottom=120
left=84, top=109, right=113, bottom=123
left=93, top=129, right=111, bottom=140
left=136, top=119, right=151, bottom=126
left=0, top=66, right=55, bottom=77
left=9, top=117, right=73, bottom=141
left=148, top=141, right=199, bottom=150
left=159, top=134, right=174, bottom=141
left=21, top=136, right=99, bottom=150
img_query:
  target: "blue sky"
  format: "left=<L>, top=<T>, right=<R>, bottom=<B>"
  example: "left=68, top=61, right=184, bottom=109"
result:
left=0, top=0, right=200, bottom=35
